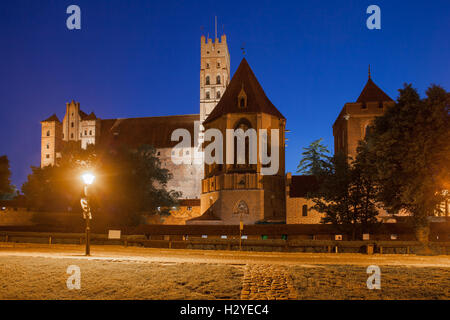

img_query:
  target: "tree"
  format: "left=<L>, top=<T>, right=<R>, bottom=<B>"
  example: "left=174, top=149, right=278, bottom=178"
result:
left=364, top=84, right=450, bottom=230
left=0, top=155, right=14, bottom=199
left=94, top=145, right=181, bottom=226
left=309, top=152, right=379, bottom=240
left=22, top=144, right=181, bottom=227
left=296, top=138, right=331, bottom=175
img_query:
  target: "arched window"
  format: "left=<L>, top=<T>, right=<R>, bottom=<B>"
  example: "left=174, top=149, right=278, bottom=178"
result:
left=216, top=75, right=221, bottom=84
left=205, top=76, right=210, bottom=85
left=206, top=63, right=210, bottom=69
left=46, top=144, right=50, bottom=149
left=71, top=133, right=74, bottom=139
left=89, top=130, right=92, bottom=136
left=302, top=205, right=308, bottom=217
left=216, top=91, right=221, bottom=99
left=217, top=61, right=221, bottom=68
left=46, top=130, right=50, bottom=137
left=205, top=91, right=210, bottom=99
left=233, top=118, right=255, bottom=172
left=240, top=98, right=245, bottom=108
left=71, top=122, right=74, bottom=128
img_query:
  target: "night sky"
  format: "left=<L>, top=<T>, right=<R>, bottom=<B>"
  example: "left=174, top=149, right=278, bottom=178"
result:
left=0, top=0, right=449, bottom=188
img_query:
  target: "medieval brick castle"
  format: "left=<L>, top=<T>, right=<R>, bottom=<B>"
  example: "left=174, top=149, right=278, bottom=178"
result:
left=41, top=33, right=395, bottom=225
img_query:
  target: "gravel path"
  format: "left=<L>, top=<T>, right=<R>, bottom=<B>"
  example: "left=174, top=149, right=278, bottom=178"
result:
left=0, top=244, right=449, bottom=300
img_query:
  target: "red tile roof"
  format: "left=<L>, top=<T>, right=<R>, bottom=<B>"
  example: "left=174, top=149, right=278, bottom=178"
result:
left=41, top=114, right=60, bottom=123
left=289, top=175, right=319, bottom=198
left=83, top=112, right=98, bottom=120
left=356, top=78, right=393, bottom=103
left=98, top=114, right=199, bottom=149
left=204, top=58, right=285, bottom=124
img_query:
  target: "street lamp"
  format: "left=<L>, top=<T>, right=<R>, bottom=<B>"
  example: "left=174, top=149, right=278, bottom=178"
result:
left=81, top=172, right=95, bottom=256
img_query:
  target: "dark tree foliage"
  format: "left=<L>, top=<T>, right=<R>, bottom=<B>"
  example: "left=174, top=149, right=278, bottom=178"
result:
left=296, top=138, right=332, bottom=175
left=22, top=144, right=181, bottom=227
left=363, top=84, right=450, bottom=227
left=308, top=152, right=379, bottom=240
left=0, top=155, right=14, bottom=199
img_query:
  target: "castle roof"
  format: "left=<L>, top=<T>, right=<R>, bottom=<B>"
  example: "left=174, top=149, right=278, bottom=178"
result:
left=289, top=175, right=319, bottom=198
left=356, top=78, right=393, bottom=103
left=42, top=114, right=60, bottom=123
left=98, top=114, right=199, bottom=149
left=83, top=112, right=98, bottom=120
left=204, top=58, right=285, bottom=124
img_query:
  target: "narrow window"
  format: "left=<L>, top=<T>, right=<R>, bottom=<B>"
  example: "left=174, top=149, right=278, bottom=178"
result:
left=46, top=130, right=50, bottom=137
left=46, top=144, right=50, bottom=149
left=206, top=91, right=210, bottom=99
left=89, top=130, right=92, bottom=136
left=85, top=130, right=87, bottom=135
left=216, top=75, right=221, bottom=84
left=206, top=63, right=210, bottom=69
left=71, top=122, right=74, bottom=128
left=302, top=205, right=308, bottom=217
left=46, top=154, right=50, bottom=159
left=240, top=98, right=245, bottom=108
left=216, top=91, right=221, bottom=99
left=205, top=76, right=210, bottom=85
left=71, top=133, right=74, bottom=139
left=217, top=62, right=220, bottom=68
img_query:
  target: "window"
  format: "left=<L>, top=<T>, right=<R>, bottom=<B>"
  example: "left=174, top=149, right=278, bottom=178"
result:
left=85, top=130, right=87, bottom=135
left=205, top=76, right=210, bottom=85
left=71, top=122, right=74, bottom=128
left=206, top=91, right=210, bottom=99
left=46, top=130, right=50, bottom=137
left=71, top=133, right=74, bottom=139
left=216, top=75, right=221, bottom=84
left=240, top=98, right=245, bottom=108
left=46, top=144, right=50, bottom=149
left=302, top=205, right=308, bottom=217
left=216, top=91, right=221, bottom=99
left=89, top=130, right=92, bottom=136
left=217, top=62, right=220, bottom=68
left=46, top=154, right=50, bottom=159
left=206, top=63, right=210, bottom=69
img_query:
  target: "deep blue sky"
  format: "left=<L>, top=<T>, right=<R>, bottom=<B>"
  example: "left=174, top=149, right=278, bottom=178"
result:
left=0, top=0, right=449, bottom=188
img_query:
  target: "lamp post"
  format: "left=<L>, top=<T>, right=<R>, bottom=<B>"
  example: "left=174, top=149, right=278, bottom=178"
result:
left=81, top=172, right=95, bottom=256
left=239, top=213, right=243, bottom=251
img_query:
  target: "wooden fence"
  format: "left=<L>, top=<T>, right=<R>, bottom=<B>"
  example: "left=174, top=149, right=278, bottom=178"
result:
left=1, top=231, right=449, bottom=254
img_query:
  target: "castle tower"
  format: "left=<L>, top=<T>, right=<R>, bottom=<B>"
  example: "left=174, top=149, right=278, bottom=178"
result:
left=192, top=58, right=286, bottom=225
left=63, top=100, right=83, bottom=142
left=333, top=69, right=395, bottom=160
left=41, top=114, right=62, bottom=167
left=200, top=34, right=230, bottom=125
left=80, top=112, right=101, bottom=149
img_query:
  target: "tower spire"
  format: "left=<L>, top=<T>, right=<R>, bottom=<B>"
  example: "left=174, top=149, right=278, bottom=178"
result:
left=368, top=64, right=371, bottom=79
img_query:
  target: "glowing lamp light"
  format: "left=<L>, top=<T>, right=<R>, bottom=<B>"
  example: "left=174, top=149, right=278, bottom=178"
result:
left=82, top=172, right=95, bottom=185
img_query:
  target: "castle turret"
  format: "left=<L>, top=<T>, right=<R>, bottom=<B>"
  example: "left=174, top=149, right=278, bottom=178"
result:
left=41, top=114, right=62, bottom=167
left=200, top=34, right=230, bottom=125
